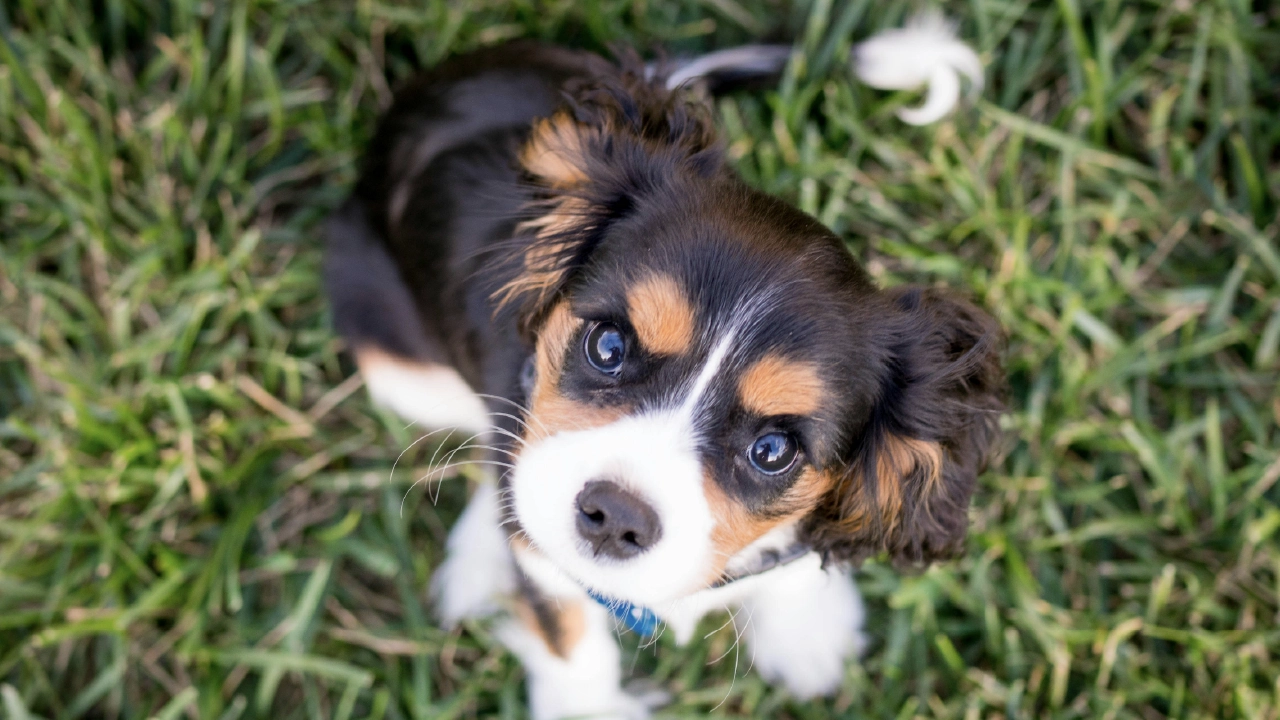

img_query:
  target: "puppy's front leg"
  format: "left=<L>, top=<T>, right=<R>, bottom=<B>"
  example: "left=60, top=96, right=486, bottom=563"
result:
left=496, top=585, right=651, bottom=720
left=737, top=555, right=866, bottom=700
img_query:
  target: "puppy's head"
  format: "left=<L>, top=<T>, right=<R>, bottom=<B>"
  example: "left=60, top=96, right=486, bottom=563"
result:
left=500, top=65, right=1004, bottom=606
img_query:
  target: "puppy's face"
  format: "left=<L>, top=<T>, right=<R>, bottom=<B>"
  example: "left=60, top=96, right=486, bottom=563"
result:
left=502, top=74, right=1002, bottom=606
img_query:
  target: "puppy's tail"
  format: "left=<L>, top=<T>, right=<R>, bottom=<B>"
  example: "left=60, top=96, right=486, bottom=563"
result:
left=659, top=44, right=793, bottom=94
left=659, top=11, right=982, bottom=126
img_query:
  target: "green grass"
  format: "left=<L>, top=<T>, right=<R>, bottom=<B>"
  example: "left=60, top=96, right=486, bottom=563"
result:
left=1, top=0, right=1278, bottom=718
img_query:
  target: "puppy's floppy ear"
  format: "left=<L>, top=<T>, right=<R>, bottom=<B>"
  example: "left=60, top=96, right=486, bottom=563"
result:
left=492, top=57, right=724, bottom=332
left=806, top=287, right=1004, bottom=566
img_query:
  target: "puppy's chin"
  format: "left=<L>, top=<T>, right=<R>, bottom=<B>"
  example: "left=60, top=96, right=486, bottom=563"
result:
left=508, top=412, right=717, bottom=607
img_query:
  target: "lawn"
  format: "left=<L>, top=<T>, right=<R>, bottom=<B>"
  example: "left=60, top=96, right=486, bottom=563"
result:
left=1, top=0, right=1278, bottom=718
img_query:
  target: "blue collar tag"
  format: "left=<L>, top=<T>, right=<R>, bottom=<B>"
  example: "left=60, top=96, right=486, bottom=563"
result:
left=587, top=590, right=659, bottom=637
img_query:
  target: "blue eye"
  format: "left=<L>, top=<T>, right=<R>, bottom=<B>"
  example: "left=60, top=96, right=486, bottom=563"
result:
left=749, top=432, right=798, bottom=474
left=585, top=323, right=626, bottom=374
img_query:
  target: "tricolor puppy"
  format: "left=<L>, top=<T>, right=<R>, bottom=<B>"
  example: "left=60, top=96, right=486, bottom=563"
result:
left=326, top=30, right=1002, bottom=719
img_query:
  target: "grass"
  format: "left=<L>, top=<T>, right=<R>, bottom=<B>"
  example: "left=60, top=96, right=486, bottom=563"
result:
left=1, top=0, right=1278, bottom=718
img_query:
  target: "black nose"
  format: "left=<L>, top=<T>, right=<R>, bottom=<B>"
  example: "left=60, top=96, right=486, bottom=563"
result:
left=575, top=480, right=662, bottom=560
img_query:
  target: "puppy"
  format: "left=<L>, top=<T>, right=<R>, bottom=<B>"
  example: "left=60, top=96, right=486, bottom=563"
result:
left=326, top=35, right=1003, bottom=719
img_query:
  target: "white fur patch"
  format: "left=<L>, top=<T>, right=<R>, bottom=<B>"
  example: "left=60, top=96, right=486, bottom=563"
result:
left=511, top=411, right=716, bottom=606
left=852, top=12, right=983, bottom=125
left=496, top=600, right=659, bottom=720
left=357, top=349, right=489, bottom=434
left=737, top=555, right=866, bottom=699
left=431, top=480, right=517, bottom=626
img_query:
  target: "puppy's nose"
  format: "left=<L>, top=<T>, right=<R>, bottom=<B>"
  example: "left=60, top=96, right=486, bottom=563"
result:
left=575, top=480, right=662, bottom=560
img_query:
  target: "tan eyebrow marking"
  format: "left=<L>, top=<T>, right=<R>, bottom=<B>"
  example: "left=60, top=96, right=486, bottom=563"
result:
left=626, top=273, right=696, bottom=356
left=738, top=354, right=825, bottom=417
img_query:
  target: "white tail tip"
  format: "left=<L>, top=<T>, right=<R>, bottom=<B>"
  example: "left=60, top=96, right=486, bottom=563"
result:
left=852, top=12, right=983, bottom=125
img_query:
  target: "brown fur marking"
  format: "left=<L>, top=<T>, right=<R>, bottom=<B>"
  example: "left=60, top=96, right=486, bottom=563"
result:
left=520, top=112, right=593, bottom=188
left=702, top=467, right=835, bottom=582
left=493, top=112, right=600, bottom=312
left=835, top=434, right=945, bottom=536
left=875, top=435, right=943, bottom=526
left=512, top=595, right=587, bottom=659
left=738, top=355, right=824, bottom=417
left=627, top=274, right=695, bottom=356
left=492, top=196, right=594, bottom=312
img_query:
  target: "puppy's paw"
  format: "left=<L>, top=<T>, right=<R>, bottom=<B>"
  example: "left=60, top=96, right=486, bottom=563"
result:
left=741, top=559, right=866, bottom=700
left=430, top=481, right=515, bottom=626
left=750, top=622, right=861, bottom=700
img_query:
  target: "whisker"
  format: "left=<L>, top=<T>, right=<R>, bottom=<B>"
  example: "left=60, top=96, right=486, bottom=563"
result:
left=473, top=392, right=535, bottom=418
left=703, top=608, right=737, bottom=642
left=473, top=407, right=534, bottom=440
left=433, top=460, right=518, bottom=479
left=710, top=602, right=753, bottom=713
left=435, top=436, right=512, bottom=495
left=429, top=428, right=480, bottom=505
left=447, top=442, right=518, bottom=458
left=390, top=425, right=460, bottom=488
left=428, top=457, right=518, bottom=475
left=426, top=439, right=516, bottom=492
left=474, top=392, right=550, bottom=437
left=480, top=407, right=533, bottom=430
left=741, top=605, right=757, bottom=676
left=427, top=430, right=509, bottom=503
left=415, top=460, right=519, bottom=501
left=708, top=605, right=742, bottom=665
left=477, top=419, right=530, bottom=450
left=400, top=427, right=459, bottom=515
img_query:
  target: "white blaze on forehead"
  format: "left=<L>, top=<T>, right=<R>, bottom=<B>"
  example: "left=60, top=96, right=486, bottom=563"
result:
left=675, top=328, right=738, bottom=420
left=672, top=284, right=788, bottom=422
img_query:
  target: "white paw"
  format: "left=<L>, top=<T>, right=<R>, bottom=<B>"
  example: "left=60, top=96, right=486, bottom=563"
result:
left=751, top=625, right=861, bottom=700
left=740, top=559, right=866, bottom=700
left=430, top=481, right=515, bottom=626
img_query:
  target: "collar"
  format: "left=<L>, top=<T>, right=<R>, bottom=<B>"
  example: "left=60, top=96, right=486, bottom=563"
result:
left=708, top=541, right=811, bottom=589
left=587, top=589, right=661, bottom=636
left=587, top=541, right=811, bottom=637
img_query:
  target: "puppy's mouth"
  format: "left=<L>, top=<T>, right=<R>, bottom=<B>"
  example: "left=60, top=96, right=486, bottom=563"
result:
left=506, top=414, right=718, bottom=607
